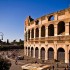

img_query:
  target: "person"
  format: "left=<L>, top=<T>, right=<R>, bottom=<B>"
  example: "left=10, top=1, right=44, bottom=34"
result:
left=15, top=57, right=18, bottom=65
left=15, top=60, right=18, bottom=65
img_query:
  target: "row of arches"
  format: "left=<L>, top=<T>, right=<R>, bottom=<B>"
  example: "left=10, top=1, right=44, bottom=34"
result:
left=27, top=21, right=70, bottom=39
left=26, top=47, right=69, bottom=62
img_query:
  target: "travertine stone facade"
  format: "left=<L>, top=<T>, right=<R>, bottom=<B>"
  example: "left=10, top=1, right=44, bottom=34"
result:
left=24, top=8, right=70, bottom=63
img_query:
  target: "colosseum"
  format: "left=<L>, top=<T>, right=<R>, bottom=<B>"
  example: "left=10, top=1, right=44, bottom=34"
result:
left=24, top=8, right=70, bottom=63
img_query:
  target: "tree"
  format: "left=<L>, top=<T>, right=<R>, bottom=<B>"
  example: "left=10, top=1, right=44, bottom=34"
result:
left=0, top=57, right=11, bottom=70
left=7, top=39, right=9, bottom=45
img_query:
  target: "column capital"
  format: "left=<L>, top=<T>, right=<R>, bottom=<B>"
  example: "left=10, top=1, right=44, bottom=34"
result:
left=65, top=22, right=69, bottom=26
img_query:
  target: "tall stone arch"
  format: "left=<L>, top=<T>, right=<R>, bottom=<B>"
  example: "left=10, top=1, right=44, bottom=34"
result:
left=28, top=47, right=30, bottom=56
left=48, top=24, right=54, bottom=36
left=57, top=21, right=65, bottom=35
left=48, top=47, right=54, bottom=60
left=35, top=47, right=39, bottom=58
left=31, top=28, right=34, bottom=38
left=57, top=48, right=65, bottom=62
left=40, top=47, right=45, bottom=60
left=28, top=30, right=30, bottom=40
left=41, top=25, right=45, bottom=37
left=31, top=47, right=34, bottom=57
left=35, top=28, right=39, bottom=37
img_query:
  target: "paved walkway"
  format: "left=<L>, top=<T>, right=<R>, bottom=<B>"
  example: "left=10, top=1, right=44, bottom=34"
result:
left=10, top=60, right=22, bottom=70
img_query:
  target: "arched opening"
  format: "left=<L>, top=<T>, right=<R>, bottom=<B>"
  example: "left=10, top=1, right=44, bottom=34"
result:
left=35, top=28, right=39, bottom=37
left=25, top=32, right=27, bottom=41
left=57, top=21, right=65, bottom=35
left=57, top=48, right=65, bottom=62
left=28, top=47, right=30, bottom=56
left=28, top=30, right=30, bottom=40
left=35, top=20, right=39, bottom=25
left=69, top=23, right=70, bottom=35
left=48, top=15, right=54, bottom=21
left=40, top=47, right=45, bottom=60
left=41, top=25, right=45, bottom=37
left=31, top=29, right=34, bottom=38
left=48, top=24, right=54, bottom=36
left=31, top=47, right=34, bottom=57
left=35, top=47, right=39, bottom=58
left=69, top=50, right=70, bottom=62
left=26, top=47, right=27, bottom=55
left=48, top=48, right=54, bottom=60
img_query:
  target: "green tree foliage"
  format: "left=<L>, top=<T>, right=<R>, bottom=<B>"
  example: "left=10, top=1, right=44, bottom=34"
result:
left=0, top=57, right=11, bottom=70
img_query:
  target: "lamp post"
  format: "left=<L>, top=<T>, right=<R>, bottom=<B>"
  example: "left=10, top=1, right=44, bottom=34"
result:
left=0, top=32, right=4, bottom=47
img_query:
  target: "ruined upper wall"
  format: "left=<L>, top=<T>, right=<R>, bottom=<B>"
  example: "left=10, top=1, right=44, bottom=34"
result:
left=25, top=8, right=70, bottom=27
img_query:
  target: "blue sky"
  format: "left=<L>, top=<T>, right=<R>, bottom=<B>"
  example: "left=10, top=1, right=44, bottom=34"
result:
left=0, top=0, right=69, bottom=42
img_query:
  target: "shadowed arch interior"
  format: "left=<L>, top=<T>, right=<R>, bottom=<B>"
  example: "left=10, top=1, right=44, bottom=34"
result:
left=25, top=32, right=27, bottom=41
left=31, top=29, right=34, bottom=38
left=69, top=50, right=70, bottom=62
left=35, top=47, right=39, bottom=58
left=36, top=28, right=39, bottom=37
left=26, top=47, right=27, bottom=55
left=48, top=24, right=54, bottom=36
left=57, top=21, right=65, bottom=35
left=57, top=48, right=65, bottom=62
left=41, top=25, right=45, bottom=37
left=31, top=47, right=34, bottom=57
left=28, top=47, right=30, bottom=56
left=48, top=47, right=54, bottom=60
left=28, top=30, right=30, bottom=40
left=40, top=47, right=45, bottom=60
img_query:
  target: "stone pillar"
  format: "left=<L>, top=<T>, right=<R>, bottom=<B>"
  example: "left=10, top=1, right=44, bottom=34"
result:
left=65, top=22, right=69, bottom=35
left=30, top=47, right=31, bottom=57
left=27, top=47, right=28, bottom=56
left=34, top=28, right=36, bottom=39
left=33, top=48, right=35, bottom=58
left=45, top=27, right=48, bottom=37
left=54, top=44, right=57, bottom=60
left=45, top=47, right=48, bottom=60
left=24, top=47, right=26, bottom=55
left=38, top=48, right=41, bottom=59
left=65, top=45, right=69, bottom=63
left=39, top=27, right=41, bottom=38
left=54, top=24, right=57, bottom=36
left=30, top=30, right=31, bottom=39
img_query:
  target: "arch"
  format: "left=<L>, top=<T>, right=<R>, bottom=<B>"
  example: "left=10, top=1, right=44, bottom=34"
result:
left=69, top=22, right=70, bottom=35
left=31, top=47, right=34, bottom=57
left=35, top=47, right=39, bottom=58
left=28, top=47, right=30, bottom=56
left=48, top=15, right=54, bottom=21
left=69, top=50, right=70, bottom=62
left=57, top=21, right=65, bottom=35
left=35, top=28, right=39, bottom=37
left=40, top=47, right=45, bottom=60
left=48, top=47, right=54, bottom=60
left=31, top=29, right=34, bottom=38
left=26, top=47, right=27, bottom=55
left=28, top=30, right=30, bottom=40
left=35, top=20, right=39, bottom=25
left=25, top=32, right=27, bottom=41
left=41, top=25, right=45, bottom=37
left=48, top=24, right=54, bottom=36
left=57, top=48, right=65, bottom=62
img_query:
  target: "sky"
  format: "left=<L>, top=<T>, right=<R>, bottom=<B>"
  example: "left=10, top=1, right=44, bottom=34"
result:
left=0, top=0, right=69, bottom=42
